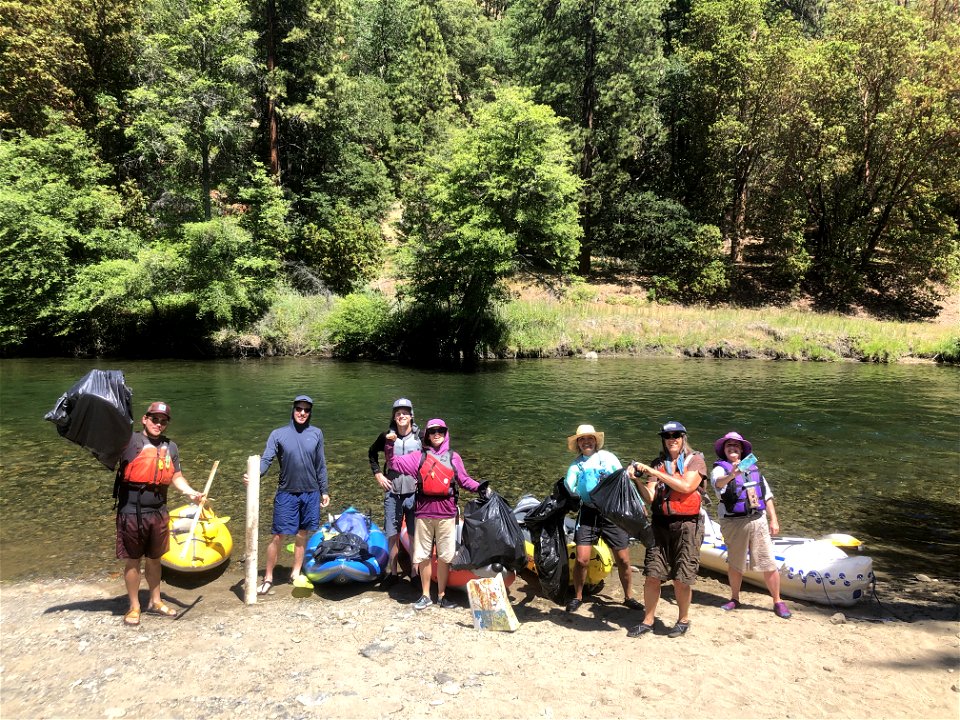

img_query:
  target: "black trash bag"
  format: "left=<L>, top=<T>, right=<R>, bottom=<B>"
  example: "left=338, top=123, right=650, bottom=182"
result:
left=589, top=468, right=656, bottom=548
left=44, top=369, right=133, bottom=471
left=522, top=480, right=576, bottom=605
left=452, top=491, right=527, bottom=573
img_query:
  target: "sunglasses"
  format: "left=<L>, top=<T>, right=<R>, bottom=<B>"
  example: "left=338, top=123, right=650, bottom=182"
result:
left=294, top=406, right=312, bottom=413
left=662, top=432, right=684, bottom=439
left=427, top=428, right=447, bottom=436
left=147, top=415, right=169, bottom=425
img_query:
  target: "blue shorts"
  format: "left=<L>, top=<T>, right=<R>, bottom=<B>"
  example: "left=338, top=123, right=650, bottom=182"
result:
left=383, top=492, right=416, bottom=538
left=272, top=491, right=321, bottom=535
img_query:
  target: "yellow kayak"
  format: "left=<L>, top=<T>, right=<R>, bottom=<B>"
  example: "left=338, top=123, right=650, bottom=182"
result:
left=161, top=504, right=232, bottom=572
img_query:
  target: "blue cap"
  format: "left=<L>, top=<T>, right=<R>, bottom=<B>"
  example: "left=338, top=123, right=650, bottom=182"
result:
left=293, top=394, right=313, bottom=406
left=659, top=421, right=687, bottom=436
left=392, top=398, right=413, bottom=415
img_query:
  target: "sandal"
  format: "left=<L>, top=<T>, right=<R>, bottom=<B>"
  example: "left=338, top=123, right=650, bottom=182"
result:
left=292, top=574, right=314, bottom=589
left=257, top=580, right=273, bottom=595
left=145, top=602, right=179, bottom=618
left=623, top=598, right=643, bottom=611
left=721, top=599, right=740, bottom=611
left=123, top=608, right=141, bottom=627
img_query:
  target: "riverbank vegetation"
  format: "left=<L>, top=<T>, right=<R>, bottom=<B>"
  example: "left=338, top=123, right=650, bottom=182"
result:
left=212, top=275, right=960, bottom=363
left=1, top=0, right=957, bottom=364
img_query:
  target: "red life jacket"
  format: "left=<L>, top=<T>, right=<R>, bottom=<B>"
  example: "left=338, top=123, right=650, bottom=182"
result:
left=417, top=451, right=456, bottom=497
left=655, top=453, right=704, bottom=517
left=123, top=442, right=176, bottom=486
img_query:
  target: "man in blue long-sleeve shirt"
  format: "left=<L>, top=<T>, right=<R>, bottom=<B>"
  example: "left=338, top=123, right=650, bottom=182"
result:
left=248, top=394, right=330, bottom=593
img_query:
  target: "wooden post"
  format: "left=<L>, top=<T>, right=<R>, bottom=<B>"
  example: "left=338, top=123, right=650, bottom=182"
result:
left=245, top=455, right=260, bottom=605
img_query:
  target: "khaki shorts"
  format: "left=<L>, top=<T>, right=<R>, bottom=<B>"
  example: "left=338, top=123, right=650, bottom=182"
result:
left=413, top=516, right=457, bottom=564
left=643, top=517, right=704, bottom=585
left=719, top=515, right=777, bottom=572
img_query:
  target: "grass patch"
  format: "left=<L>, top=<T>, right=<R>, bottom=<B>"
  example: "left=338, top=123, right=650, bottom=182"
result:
left=229, top=279, right=958, bottom=364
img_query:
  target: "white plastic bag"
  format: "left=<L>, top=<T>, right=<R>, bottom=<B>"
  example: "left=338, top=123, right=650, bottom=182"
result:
left=466, top=574, right=520, bottom=632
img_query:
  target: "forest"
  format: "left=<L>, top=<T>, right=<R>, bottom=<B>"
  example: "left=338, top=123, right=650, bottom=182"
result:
left=1, top=0, right=957, bottom=363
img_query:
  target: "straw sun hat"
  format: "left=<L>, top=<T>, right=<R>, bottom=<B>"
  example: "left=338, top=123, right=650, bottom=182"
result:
left=567, top=424, right=604, bottom=453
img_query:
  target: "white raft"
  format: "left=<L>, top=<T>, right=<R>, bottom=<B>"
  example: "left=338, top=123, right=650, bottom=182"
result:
left=700, top=516, right=874, bottom=607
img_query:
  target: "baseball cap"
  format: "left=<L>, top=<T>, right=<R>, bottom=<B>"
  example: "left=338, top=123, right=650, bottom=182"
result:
left=146, top=401, right=172, bottom=419
left=659, top=420, right=687, bottom=436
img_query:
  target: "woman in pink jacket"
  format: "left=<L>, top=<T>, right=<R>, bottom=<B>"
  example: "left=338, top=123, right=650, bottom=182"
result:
left=385, top=418, right=488, bottom=611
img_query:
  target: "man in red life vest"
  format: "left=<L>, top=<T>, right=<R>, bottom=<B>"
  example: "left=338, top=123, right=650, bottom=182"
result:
left=115, top=402, right=205, bottom=627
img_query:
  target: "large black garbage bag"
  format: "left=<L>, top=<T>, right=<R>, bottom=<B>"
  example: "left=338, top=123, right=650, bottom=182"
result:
left=521, top=480, right=576, bottom=605
left=589, top=468, right=656, bottom=548
left=44, top=369, right=133, bottom=471
left=452, top=492, right=528, bottom=573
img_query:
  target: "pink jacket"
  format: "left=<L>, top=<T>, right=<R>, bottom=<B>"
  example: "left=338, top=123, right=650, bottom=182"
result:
left=384, top=419, right=480, bottom=519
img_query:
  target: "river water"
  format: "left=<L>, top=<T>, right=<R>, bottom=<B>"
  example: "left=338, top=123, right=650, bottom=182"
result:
left=1, top=357, right=957, bottom=584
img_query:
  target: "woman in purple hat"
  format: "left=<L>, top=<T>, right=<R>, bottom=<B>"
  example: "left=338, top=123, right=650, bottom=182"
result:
left=710, top=431, right=791, bottom=619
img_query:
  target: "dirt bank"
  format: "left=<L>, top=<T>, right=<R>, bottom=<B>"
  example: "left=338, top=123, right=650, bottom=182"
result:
left=1, top=564, right=957, bottom=720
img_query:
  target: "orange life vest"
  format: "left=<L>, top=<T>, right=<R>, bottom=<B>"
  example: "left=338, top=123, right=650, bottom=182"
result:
left=123, top=443, right=175, bottom=486
left=655, top=453, right=703, bottom=517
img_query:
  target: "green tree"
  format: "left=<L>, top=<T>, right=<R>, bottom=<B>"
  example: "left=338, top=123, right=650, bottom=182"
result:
left=127, top=0, right=259, bottom=221
left=775, top=0, right=960, bottom=311
left=262, top=0, right=394, bottom=291
left=386, top=0, right=457, bottom=180
left=0, top=119, right=137, bottom=350
left=0, top=0, right=86, bottom=132
left=506, top=0, right=669, bottom=274
left=676, top=0, right=803, bottom=264
left=400, top=87, right=582, bottom=364
left=61, top=217, right=280, bottom=353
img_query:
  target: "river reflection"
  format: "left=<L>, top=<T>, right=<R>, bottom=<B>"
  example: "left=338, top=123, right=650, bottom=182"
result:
left=1, top=357, right=957, bottom=583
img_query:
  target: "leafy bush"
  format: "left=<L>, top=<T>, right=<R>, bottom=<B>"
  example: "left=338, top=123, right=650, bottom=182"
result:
left=323, top=291, right=393, bottom=358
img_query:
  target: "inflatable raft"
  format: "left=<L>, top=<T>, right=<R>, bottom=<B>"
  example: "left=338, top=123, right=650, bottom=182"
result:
left=700, top=516, right=874, bottom=606
left=303, top=508, right=390, bottom=584
left=162, top=504, right=232, bottom=572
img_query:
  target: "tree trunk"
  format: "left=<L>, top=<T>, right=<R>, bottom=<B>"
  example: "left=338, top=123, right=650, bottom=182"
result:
left=266, top=0, right=279, bottom=177
left=578, top=0, right=598, bottom=276
left=202, top=137, right=212, bottom=220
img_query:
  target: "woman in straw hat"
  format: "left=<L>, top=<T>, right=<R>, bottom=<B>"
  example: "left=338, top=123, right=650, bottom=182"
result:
left=562, top=424, right=641, bottom=614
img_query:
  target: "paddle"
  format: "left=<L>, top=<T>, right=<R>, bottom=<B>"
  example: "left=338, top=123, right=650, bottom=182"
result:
left=179, top=460, right=220, bottom=559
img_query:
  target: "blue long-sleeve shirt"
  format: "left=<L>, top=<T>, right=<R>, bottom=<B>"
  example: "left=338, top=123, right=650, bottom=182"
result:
left=259, top=421, right=328, bottom=494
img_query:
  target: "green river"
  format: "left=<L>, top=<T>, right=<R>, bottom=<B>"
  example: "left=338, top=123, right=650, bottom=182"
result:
left=1, top=357, right=957, bottom=583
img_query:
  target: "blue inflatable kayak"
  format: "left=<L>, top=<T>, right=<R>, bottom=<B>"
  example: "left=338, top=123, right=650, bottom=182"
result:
left=303, top=507, right=389, bottom=584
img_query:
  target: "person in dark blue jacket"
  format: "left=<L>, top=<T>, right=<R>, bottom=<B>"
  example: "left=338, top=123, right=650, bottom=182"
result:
left=245, top=395, right=330, bottom=593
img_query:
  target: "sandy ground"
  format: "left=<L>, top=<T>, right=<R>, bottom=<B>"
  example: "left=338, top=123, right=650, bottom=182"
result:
left=1, top=562, right=957, bottom=720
